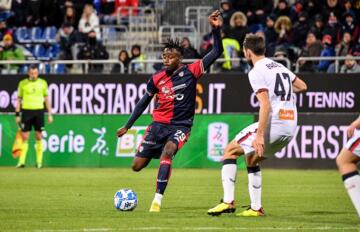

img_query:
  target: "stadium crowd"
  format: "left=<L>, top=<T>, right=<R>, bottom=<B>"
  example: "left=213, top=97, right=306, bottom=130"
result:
left=0, top=0, right=359, bottom=74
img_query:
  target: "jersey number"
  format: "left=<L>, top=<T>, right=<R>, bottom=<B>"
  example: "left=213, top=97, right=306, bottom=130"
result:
left=274, top=73, right=292, bottom=101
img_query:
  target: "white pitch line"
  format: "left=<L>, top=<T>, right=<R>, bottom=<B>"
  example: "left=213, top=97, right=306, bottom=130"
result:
left=34, top=226, right=360, bottom=232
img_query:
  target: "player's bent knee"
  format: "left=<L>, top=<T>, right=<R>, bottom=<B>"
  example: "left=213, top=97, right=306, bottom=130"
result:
left=131, top=163, right=143, bottom=172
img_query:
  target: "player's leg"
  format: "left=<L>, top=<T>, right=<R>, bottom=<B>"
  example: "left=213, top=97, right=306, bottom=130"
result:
left=34, top=111, right=45, bottom=168
left=150, top=141, right=177, bottom=212
left=131, top=156, right=151, bottom=172
left=150, top=126, right=190, bottom=212
left=336, top=147, right=360, bottom=216
left=17, top=111, right=32, bottom=168
left=207, top=140, right=244, bottom=215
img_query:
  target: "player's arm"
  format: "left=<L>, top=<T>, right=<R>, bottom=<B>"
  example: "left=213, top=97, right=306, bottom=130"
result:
left=292, top=77, right=307, bottom=93
left=15, top=97, right=21, bottom=125
left=44, top=96, right=53, bottom=124
left=116, top=92, right=154, bottom=137
left=254, top=90, right=271, bottom=157
left=202, top=10, right=223, bottom=70
left=347, top=115, right=360, bottom=138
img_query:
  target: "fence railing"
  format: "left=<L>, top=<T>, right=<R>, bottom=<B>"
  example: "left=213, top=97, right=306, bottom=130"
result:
left=5, top=56, right=360, bottom=75
left=295, top=56, right=360, bottom=73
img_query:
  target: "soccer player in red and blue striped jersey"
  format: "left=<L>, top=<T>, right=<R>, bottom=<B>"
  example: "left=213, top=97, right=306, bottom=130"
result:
left=116, top=10, right=223, bottom=212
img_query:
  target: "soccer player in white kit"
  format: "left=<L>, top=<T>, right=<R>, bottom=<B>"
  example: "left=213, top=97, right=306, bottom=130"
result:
left=208, top=34, right=307, bottom=217
left=336, top=116, right=360, bottom=216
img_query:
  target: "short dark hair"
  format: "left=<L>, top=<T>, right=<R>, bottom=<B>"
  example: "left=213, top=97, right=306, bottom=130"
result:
left=163, top=38, right=183, bottom=55
left=243, top=34, right=266, bottom=56
left=29, top=64, right=38, bottom=70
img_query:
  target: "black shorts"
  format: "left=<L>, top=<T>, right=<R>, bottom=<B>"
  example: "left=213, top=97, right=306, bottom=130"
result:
left=21, top=109, right=44, bottom=132
left=136, top=122, right=191, bottom=159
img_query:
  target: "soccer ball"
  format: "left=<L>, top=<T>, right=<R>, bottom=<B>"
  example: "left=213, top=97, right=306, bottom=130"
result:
left=114, top=188, right=138, bottom=211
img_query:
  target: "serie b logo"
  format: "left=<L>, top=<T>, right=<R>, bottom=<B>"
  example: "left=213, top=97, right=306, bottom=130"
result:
left=116, top=126, right=147, bottom=157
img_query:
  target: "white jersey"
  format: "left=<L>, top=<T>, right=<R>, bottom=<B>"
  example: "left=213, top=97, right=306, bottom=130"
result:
left=248, top=57, right=298, bottom=137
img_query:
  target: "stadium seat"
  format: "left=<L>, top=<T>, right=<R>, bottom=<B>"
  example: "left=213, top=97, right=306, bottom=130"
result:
left=43, top=26, right=57, bottom=43
left=18, top=65, right=29, bottom=74
left=32, top=44, right=51, bottom=61
left=53, top=64, right=65, bottom=74
left=38, top=63, right=51, bottom=74
left=30, top=27, right=45, bottom=43
left=50, top=44, right=60, bottom=59
left=14, top=27, right=31, bottom=43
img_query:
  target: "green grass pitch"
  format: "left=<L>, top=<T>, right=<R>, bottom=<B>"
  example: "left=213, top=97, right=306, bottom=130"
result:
left=0, top=167, right=359, bottom=232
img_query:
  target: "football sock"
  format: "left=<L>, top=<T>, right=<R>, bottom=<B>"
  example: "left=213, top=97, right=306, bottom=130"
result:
left=153, top=193, right=163, bottom=205
left=156, top=158, right=172, bottom=195
left=247, top=166, right=262, bottom=210
left=343, top=171, right=360, bottom=216
left=222, top=159, right=237, bottom=204
left=18, top=141, right=29, bottom=165
left=35, top=140, right=43, bottom=166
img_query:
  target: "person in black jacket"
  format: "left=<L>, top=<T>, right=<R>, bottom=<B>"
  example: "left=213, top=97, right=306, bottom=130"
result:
left=180, top=37, right=201, bottom=59
left=77, top=30, right=109, bottom=73
left=111, top=50, right=130, bottom=73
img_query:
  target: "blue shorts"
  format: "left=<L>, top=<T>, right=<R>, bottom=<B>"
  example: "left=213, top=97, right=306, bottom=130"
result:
left=135, top=122, right=191, bottom=159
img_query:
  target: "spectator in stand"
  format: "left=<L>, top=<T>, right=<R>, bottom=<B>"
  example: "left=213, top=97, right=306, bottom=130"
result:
left=273, top=45, right=289, bottom=67
left=264, top=14, right=277, bottom=56
left=302, top=0, right=322, bottom=22
left=221, top=28, right=240, bottom=71
left=0, top=19, right=11, bottom=41
left=63, top=6, right=78, bottom=28
left=9, top=0, right=27, bottom=27
left=299, top=31, right=323, bottom=72
left=114, top=0, right=139, bottom=25
left=292, top=11, right=310, bottom=48
left=315, top=34, right=335, bottom=72
left=129, top=44, right=145, bottom=73
left=272, top=0, right=297, bottom=22
left=0, top=34, right=25, bottom=73
left=244, top=0, right=273, bottom=25
left=78, top=4, right=100, bottom=41
left=99, top=0, right=116, bottom=24
left=180, top=37, right=201, bottom=59
left=336, top=32, right=354, bottom=57
left=229, top=11, right=250, bottom=46
left=25, top=0, right=41, bottom=26
left=57, top=22, right=80, bottom=60
left=322, top=0, right=342, bottom=20
left=111, top=49, right=130, bottom=73
left=274, top=16, right=293, bottom=48
left=323, top=12, right=342, bottom=45
left=312, top=14, right=325, bottom=40
left=220, top=0, right=235, bottom=29
left=340, top=54, right=360, bottom=73
left=77, top=30, right=109, bottom=73
left=342, top=11, right=360, bottom=42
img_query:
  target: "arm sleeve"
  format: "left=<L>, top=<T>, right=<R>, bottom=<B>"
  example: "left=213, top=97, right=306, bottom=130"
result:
left=124, top=92, right=153, bottom=129
left=43, top=80, right=48, bottom=96
left=17, top=82, right=23, bottom=98
left=146, top=77, right=158, bottom=95
left=202, top=27, right=223, bottom=71
left=248, top=71, right=268, bottom=94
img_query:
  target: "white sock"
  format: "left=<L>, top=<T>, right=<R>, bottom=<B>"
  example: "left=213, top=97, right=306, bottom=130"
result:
left=248, top=170, right=262, bottom=210
left=222, top=162, right=237, bottom=204
left=154, top=193, right=163, bottom=205
left=344, top=173, right=360, bottom=216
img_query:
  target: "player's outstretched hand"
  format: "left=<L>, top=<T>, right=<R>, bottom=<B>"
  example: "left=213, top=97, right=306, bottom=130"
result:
left=252, top=135, right=265, bottom=157
left=48, top=115, right=53, bottom=124
left=116, top=127, right=128, bottom=137
left=208, top=10, right=222, bottom=28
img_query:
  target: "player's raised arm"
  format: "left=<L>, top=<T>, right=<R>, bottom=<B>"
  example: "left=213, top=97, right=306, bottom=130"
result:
left=292, top=77, right=307, bottom=93
left=202, top=10, right=223, bottom=70
left=116, top=92, right=154, bottom=137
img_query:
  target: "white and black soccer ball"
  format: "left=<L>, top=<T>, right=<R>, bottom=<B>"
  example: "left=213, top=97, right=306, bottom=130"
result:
left=114, top=188, right=138, bottom=211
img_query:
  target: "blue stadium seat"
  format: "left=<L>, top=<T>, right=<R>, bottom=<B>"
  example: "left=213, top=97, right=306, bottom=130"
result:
left=39, top=63, right=51, bottom=74
left=53, top=64, right=65, bottom=74
left=30, top=27, right=45, bottom=43
left=14, top=27, right=31, bottom=43
left=43, top=26, right=57, bottom=43
left=19, top=65, right=29, bottom=74
left=50, top=44, right=60, bottom=59
left=32, top=44, right=50, bottom=60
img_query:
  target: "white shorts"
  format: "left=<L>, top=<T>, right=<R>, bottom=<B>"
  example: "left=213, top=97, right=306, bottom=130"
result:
left=345, top=129, right=360, bottom=157
left=234, top=122, right=294, bottom=156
